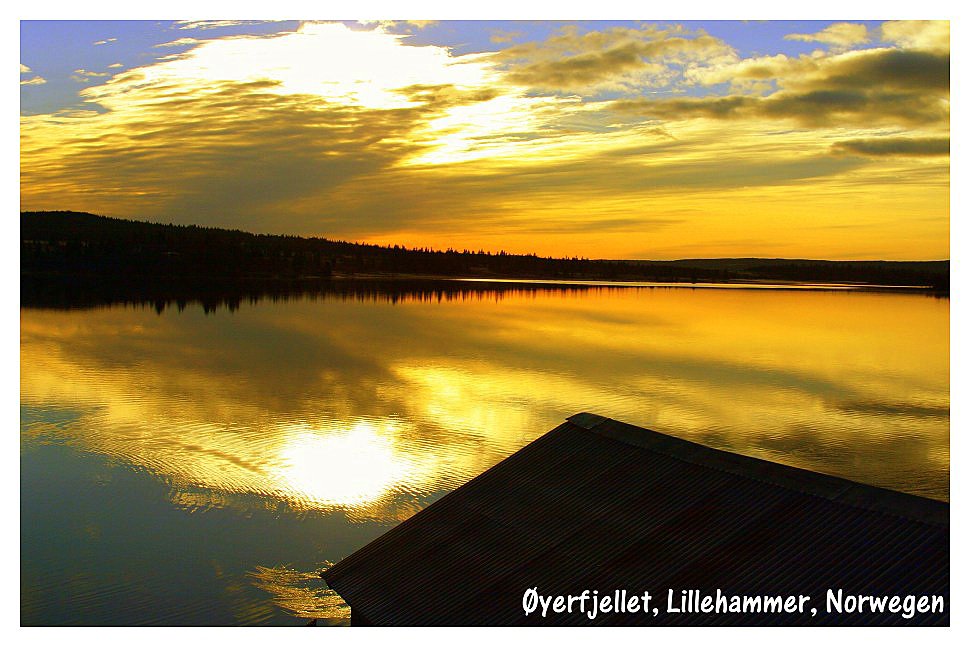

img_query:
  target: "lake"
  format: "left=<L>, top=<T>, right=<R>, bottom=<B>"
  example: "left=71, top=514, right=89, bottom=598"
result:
left=20, top=280, right=950, bottom=625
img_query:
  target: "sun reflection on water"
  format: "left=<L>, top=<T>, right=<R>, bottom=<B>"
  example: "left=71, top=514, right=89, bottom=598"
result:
left=275, top=421, right=415, bottom=509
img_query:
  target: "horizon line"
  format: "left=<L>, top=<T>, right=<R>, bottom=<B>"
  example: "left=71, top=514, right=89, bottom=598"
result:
left=20, top=209, right=950, bottom=265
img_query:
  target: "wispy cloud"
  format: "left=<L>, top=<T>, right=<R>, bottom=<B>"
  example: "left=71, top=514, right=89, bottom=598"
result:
left=20, top=64, right=46, bottom=85
left=785, top=23, right=869, bottom=49
left=71, top=68, right=111, bottom=82
left=832, top=136, right=949, bottom=157
left=155, top=38, right=202, bottom=48
left=176, top=20, right=274, bottom=31
left=93, top=37, right=117, bottom=46
left=404, top=20, right=437, bottom=30
left=490, top=29, right=523, bottom=44
left=74, top=68, right=109, bottom=77
left=357, top=20, right=438, bottom=31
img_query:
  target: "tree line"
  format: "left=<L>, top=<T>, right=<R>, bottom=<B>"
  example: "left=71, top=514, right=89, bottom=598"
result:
left=21, top=211, right=948, bottom=290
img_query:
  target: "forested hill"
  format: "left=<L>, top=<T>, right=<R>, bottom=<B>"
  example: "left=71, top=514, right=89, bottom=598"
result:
left=21, top=211, right=948, bottom=289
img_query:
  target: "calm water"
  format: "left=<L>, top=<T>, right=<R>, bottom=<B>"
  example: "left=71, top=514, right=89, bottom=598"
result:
left=20, top=282, right=949, bottom=625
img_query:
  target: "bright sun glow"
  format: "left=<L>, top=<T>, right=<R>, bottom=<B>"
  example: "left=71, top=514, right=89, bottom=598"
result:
left=92, top=22, right=497, bottom=111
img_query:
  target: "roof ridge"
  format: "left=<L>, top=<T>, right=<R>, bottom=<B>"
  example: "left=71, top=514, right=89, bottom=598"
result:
left=567, top=413, right=948, bottom=528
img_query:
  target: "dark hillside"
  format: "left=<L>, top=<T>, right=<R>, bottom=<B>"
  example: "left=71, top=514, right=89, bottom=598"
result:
left=21, top=211, right=948, bottom=289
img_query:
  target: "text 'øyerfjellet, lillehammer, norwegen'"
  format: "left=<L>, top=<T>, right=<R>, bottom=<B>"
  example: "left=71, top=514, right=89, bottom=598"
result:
left=521, top=588, right=946, bottom=622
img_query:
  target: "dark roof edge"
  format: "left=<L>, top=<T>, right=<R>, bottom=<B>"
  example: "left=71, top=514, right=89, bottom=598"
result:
left=567, top=412, right=949, bottom=528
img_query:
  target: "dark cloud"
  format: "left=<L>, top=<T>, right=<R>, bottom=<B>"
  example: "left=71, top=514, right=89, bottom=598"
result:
left=820, top=50, right=949, bottom=92
left=504, top=42, right=653, bottom=89
left=612, top=95, right=752, bottom=120
left=494, top=26, right=734, bottom=92
left=393, top=84, right=501, bottom=108
left=613, top=87, right=947, bottom=128
left=764, top=89, right=947, bottom=127
left=612, top=47, right=949, bottom=128
left=832, top=136, right=949, bottom=157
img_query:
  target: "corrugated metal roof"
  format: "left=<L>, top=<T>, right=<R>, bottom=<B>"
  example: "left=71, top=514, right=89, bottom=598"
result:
left=323, top=413, right=948, bottom=626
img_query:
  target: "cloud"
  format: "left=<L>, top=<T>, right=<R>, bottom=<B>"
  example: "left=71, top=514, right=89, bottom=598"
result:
left=490, top=29, right=523, bottom=44
left=71, top=68, right=112, bottom=83
left=493, top=24, right=737, bottom=93
left=93, top=37, right=117, bottom=46
left=356, top=20, right=437, bottom=31
left=691, top=45, right=948, bottom=93
left=74, top=68, right=109, bottom=77
left=686, top=52, right=798, bottom=87
left=832, top=137, right=949, bottom=157
left=108, top=63, right=123, bottom=68
left=613, top=88, right=946, bottom=129
left=155, top=38, right=202, bottom=48
left=20, top=64, right=47, bottom=85
left=785, top=23, right=869, bottom=49
left=176, top=20, right=271, bottom=31
left=816, top=48, right=949, bottom=92
left=614, top=47, right=949, bottom=128
left=881, top=20, right=949, bottom=52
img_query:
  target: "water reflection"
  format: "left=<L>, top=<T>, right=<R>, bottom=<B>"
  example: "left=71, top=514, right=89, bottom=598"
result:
left=248, top=565, right=349, bottom=624
left=21, top=285, right=950, bottom=504
left=20, top=282, right=949, bottom=624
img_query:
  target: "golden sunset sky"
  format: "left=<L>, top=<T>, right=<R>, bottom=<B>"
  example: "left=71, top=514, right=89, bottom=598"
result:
left=20, top=17, right=949, bottom=260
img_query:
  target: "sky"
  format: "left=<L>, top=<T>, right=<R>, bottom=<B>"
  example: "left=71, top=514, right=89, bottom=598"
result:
left=19, top=18, right=950, bottom=260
